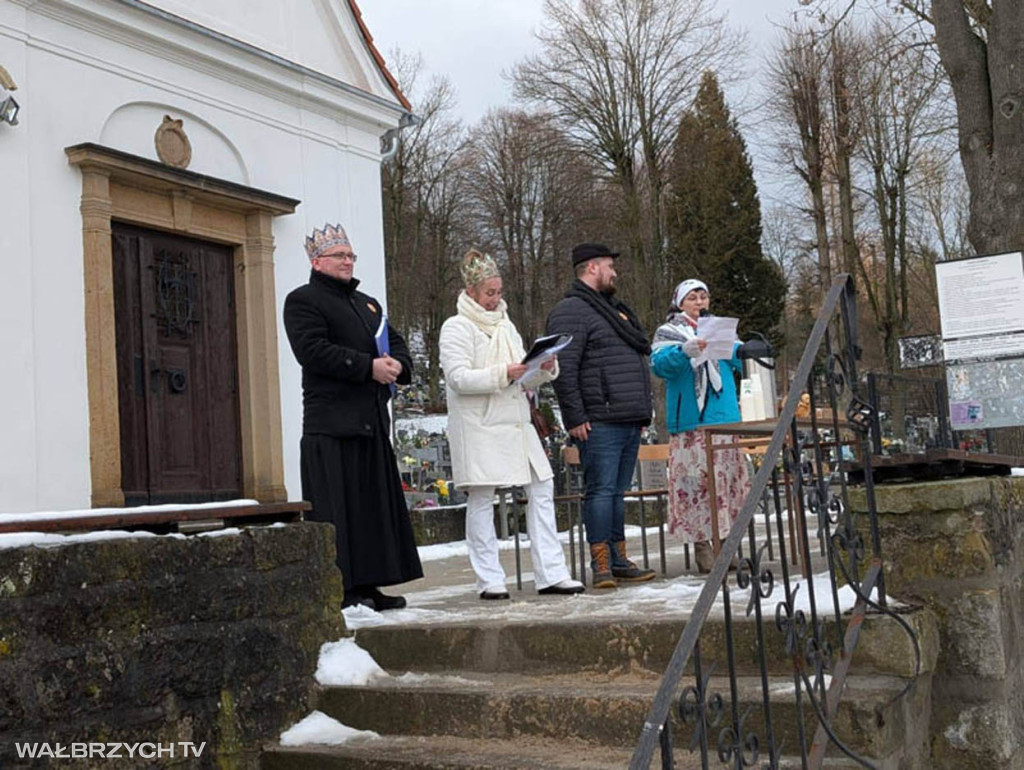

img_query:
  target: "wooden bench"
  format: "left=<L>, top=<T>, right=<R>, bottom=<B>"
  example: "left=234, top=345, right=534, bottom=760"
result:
left=555, top=443, right=673, bottom=583
left=0, top=501, right=311, bottom=535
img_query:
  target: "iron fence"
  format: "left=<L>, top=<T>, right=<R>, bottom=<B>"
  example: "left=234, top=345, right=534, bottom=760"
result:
left=630, top=275, right=920, bottom=770
left=865, top=372, right=994, bottom=455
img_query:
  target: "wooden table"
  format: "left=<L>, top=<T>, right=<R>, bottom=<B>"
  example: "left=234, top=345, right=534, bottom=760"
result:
left=697, top=417, right=856, bottom=575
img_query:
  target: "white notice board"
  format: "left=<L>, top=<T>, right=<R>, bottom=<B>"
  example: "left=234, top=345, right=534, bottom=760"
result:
left=936, top=251, right=1024, bottom=430
left=936, top=252, right=1024, bottom=359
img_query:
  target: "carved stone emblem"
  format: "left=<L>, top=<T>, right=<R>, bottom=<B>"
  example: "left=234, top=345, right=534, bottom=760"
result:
left=155, top=115, right=192, bottom=169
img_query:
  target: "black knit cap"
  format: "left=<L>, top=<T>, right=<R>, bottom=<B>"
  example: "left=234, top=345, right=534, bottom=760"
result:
left=571, top=242, right=620, bottom=267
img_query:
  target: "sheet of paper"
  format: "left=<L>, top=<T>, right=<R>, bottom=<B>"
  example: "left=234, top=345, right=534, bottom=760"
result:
left=694, top=316, right=739, bottom=364
left=520, top=335, right=573, bottom=380
left=522, top=333, right=573, bottom=364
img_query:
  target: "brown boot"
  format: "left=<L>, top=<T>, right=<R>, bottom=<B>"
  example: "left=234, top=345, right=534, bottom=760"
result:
left=589, top=543, right=617, bottom=589
left=611, top=541, right=656, bottom=582
left=694, top=541, right=714, bottom=574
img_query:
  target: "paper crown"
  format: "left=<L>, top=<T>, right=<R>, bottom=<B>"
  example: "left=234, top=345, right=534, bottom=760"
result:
left=460, top=249, right=500, bottom=287
left=304, top=223, right=351, bottom=260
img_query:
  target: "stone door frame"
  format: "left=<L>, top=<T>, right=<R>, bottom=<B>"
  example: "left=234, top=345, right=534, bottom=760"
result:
left=66, top=143, right=299, bottom=507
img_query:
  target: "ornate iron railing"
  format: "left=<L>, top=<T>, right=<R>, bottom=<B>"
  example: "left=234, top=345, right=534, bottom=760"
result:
left=630, top=274, right=920, bottom=769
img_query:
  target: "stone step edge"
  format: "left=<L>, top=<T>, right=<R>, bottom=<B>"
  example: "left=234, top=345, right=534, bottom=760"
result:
left=312, top=672, right=921, bottom=758
left=261, top=735, right=879, bottom=770
left=316, top=670, right=916, bottom=703
left=352, top=607, right=938, bottom=680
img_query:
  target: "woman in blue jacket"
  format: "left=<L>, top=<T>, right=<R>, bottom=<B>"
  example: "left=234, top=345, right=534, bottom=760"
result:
left=651, top=279, right=751, bottom=573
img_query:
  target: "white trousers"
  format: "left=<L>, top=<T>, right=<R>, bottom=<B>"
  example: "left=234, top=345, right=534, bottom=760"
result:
left=464, top=468, right=571, bottom=593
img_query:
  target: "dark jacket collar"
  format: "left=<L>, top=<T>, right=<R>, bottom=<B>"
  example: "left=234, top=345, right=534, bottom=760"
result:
left=567, top=279, right=651, bottom=355
left=310, top=269, right=360, bottom=295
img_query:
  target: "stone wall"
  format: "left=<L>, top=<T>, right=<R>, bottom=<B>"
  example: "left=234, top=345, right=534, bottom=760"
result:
left=0, top=522, right=344, bottom=768
left=850, top=476, right=1024, bottom=770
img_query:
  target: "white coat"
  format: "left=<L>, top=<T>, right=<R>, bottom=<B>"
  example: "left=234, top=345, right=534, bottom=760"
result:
left=439, top=314, right=558, bottom=489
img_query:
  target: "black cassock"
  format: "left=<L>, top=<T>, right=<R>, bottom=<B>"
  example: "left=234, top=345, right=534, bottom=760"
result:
left=284, top=270, right=422, bottom=591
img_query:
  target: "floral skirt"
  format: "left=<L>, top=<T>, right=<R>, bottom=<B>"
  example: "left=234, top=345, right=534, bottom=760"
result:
left=667, top=431, right=752, bottom=542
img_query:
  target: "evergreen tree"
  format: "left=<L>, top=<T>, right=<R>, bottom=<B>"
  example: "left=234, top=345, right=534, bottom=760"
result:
left=666, top=71, right=786, bottom=346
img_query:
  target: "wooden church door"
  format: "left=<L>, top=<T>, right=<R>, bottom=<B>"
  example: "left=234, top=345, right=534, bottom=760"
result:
left=111, top=224, right=242, bottom=505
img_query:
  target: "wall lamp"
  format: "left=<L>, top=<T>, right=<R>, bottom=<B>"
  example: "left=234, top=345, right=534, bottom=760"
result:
left=0, top=65, right=19, bottom=126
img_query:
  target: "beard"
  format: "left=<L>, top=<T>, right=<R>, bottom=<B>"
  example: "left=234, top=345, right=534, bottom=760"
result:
left=599, top=276, right=617, bottom=295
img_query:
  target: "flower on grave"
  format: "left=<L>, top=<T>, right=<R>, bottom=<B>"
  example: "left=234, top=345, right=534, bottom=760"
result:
left=435, top=478, right=450, bottom=503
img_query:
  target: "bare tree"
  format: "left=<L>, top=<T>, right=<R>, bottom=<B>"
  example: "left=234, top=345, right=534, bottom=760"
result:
left=797, top=0, right=1024, bottom=256
left=382, top=54, right=471, bottom=408
left=763, top=204, right=812, bottom=288
left=763, top=205, right=817, bottom=376
left=915, top=148, right=973, bottom=262
left=767, top=28, right=835, bottom=292
left=465, top=109, right=606, bottom=342
left=852, top=17, right=951, bottom=370
left=513, top=0, right=737, bottom=328
left=829, top=25, right=864, bottom=282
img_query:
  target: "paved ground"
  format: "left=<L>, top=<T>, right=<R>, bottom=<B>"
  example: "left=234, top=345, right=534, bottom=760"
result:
left=345, top=523, right=834, bottom=629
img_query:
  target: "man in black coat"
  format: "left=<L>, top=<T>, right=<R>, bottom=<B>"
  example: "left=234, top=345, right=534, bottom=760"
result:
left=546, top=243, right=656, bottom=589
left=283, top=223, right=422, bottom=611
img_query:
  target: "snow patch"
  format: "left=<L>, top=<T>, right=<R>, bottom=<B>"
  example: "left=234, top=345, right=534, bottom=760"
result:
left=343, top=602, right=455, bottom=630
left=314, top=638, right=387, bottom=686
left=0, top=529, right=179, bottom=551
left=0, top=522, right=291, bottom=551
left=0, top=499, right=260, bottom=526
left=341, top=569, right=886, bottom=632
left=396, top=414, right=448, bottom=435
left=769, top=674, right=832, bottom=696
left=279, top=710, right=379, bottom=746
left=393, top=672, right=489, bottom=686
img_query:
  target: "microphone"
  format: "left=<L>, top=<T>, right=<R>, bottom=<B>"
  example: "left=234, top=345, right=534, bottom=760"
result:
left=699, top=309, right=710, bottom=318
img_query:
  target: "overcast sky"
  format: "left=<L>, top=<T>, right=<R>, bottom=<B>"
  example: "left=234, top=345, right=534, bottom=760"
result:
left=360, top=0, right=804, bottom=203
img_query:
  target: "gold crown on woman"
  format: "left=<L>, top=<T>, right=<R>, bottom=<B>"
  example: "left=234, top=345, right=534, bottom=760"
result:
left=305, top=223, right=351, bottom=260
left=461, top=248, right=500, bottom=286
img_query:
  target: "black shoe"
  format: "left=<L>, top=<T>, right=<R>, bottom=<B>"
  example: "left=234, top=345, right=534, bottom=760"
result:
left=479, top=589, right=511, bottom=600
left=342, top=593, right=375, bottom=611
left=362, top=587, right=407, bottom=611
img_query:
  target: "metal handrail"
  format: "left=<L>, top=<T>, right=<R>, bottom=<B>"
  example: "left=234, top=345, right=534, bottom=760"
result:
left=631, top=274, right=909, bottom=769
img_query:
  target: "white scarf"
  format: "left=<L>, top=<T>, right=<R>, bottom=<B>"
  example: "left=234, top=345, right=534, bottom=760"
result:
left=456, top=290, right=525, bottom=368
left=652, top=311, right=722, bottom=417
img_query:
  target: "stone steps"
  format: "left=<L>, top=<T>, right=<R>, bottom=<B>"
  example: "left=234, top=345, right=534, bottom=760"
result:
left=264, top=735, right=644, bottom=769
left=353, top=611, right=937, bottom=680
left=311, top=670, right=921, bottom=758
left=262, top=606, right=936, bottom=770
left=262, top=735, right=871, bottom=769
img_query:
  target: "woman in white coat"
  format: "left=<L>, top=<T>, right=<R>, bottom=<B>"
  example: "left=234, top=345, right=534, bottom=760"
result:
left=440, top=249, right=585, bottom=600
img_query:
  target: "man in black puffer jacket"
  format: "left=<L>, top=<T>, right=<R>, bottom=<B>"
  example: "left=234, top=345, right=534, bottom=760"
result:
left=546, top=243, right=656, bottom=590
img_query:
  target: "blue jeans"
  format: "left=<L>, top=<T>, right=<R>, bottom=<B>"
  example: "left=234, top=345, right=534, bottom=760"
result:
left=576, top=422, right=641, bottom=564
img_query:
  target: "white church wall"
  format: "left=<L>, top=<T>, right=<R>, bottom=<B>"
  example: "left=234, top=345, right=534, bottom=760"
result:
left=274, top=122, right=391, bottom=503
left=0, top=0, right=402, bottom=512
left=0, top=11, right=38, bottom=513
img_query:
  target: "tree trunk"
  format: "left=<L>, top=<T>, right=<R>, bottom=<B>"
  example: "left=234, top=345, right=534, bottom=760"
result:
left=932, top=0, right=1024, bottom=454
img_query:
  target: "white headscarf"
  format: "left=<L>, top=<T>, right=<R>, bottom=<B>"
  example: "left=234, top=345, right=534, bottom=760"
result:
left=671, top=279, right=709, bottom=313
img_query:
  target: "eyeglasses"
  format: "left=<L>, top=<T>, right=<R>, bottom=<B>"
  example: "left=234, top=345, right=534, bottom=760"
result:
left=318, top=252, right=357, bottom=263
